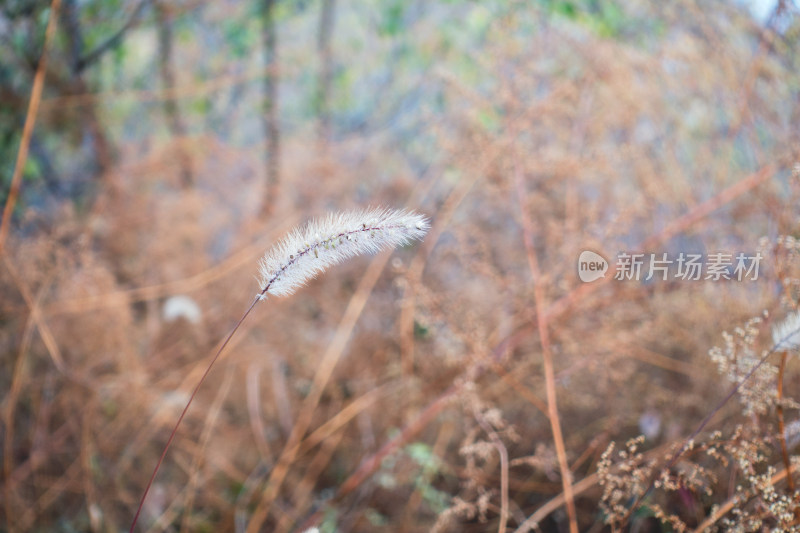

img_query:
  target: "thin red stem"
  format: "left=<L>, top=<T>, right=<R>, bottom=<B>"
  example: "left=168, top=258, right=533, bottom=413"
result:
left=777, top=352, right=795, bottom=492
left=129, top=291, right=264, bottom=532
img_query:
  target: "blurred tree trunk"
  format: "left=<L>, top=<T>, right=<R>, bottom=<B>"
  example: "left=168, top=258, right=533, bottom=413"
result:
left=261, top=0, right=280, bottom=217
left=61, top=0, right=83, bottom=73
left=317, top=0, right=335, bottom=148
left=60, top=0, right=114, bottom=182
left=155, top=1, right=193, bottom=188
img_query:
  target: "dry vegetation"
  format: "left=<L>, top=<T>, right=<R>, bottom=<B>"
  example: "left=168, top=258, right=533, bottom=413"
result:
left=2, top=0, right=800, bottom=531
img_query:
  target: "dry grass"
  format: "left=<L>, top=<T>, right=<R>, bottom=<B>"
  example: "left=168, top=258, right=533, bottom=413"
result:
left=2, top=1, right=800, bottom=531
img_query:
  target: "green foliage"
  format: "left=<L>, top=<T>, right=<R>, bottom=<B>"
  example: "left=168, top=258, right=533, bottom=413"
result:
left=365, top=508, right=389, bottom=526
left=477, top=107, right=501, bottom=134
left=379, top=0, right=405, bottom=37
left=101, top=398, right=118, bottom=418
left=465, top=4, right=492, bottom=37
left=406, top=441, right=437, bottom=468
left=319, top=506, right=339, bottom=533
left=192, top=98, right=212, bottom=116
left=553, top=1, right=579, bottom=19
left=225, top=480, right=246, bottom=503
left=406, top=442, right=449, bottom=514
left=111, top=41, right=127, bottom=69
left=545, top=0, right=628, bottom=38
left=587, top=2, right=626, bottom=38
left=175, top=15, right=196, bottom=44
left=413, top=319, right=430, bottom=339
left=223, top=19, right=257, bottom=58
left=80, top=0, right=127, bottom=52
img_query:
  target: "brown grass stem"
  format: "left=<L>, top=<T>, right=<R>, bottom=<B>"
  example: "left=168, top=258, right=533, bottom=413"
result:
left=512, top=159, right=579, bottom=533
left=0, top=0, right=61, bottom=255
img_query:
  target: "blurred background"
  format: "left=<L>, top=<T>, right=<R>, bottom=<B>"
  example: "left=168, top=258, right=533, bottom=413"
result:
left=2, top=0, right=800, bottom=531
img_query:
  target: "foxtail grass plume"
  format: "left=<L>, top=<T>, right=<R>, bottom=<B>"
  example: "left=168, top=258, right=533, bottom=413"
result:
left=129, top=206, right=428, bottom=533
left=772, top=311, right=800, bottom=352
left=258, top=207, right=429, bottom=297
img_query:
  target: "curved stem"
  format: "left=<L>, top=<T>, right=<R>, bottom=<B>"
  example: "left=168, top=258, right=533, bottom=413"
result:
left=129, top=292, right=264, bottom=532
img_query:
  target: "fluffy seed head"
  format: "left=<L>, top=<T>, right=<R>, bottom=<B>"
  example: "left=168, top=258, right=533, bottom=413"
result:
left=258, top=207, right=429, bottom=297
left=772, top=311, right=800, bottom=352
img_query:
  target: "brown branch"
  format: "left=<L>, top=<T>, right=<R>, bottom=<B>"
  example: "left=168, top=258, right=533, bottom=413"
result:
left=640, top=164, right=774, bottom=250
left=513, top=438, right=683, bottom=533
left=512, top=159, right=579, bottom=533
left=179, top=366, right=234, bottom=533
left=0, top=0, right=61, bottom=255
left=325, top=382, right=458, bottom=509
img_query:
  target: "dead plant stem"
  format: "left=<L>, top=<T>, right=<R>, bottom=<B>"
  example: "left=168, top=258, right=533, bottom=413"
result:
left=512, top=160, right=579, bottom=533
left=474, top=408, right=510, bottom=533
